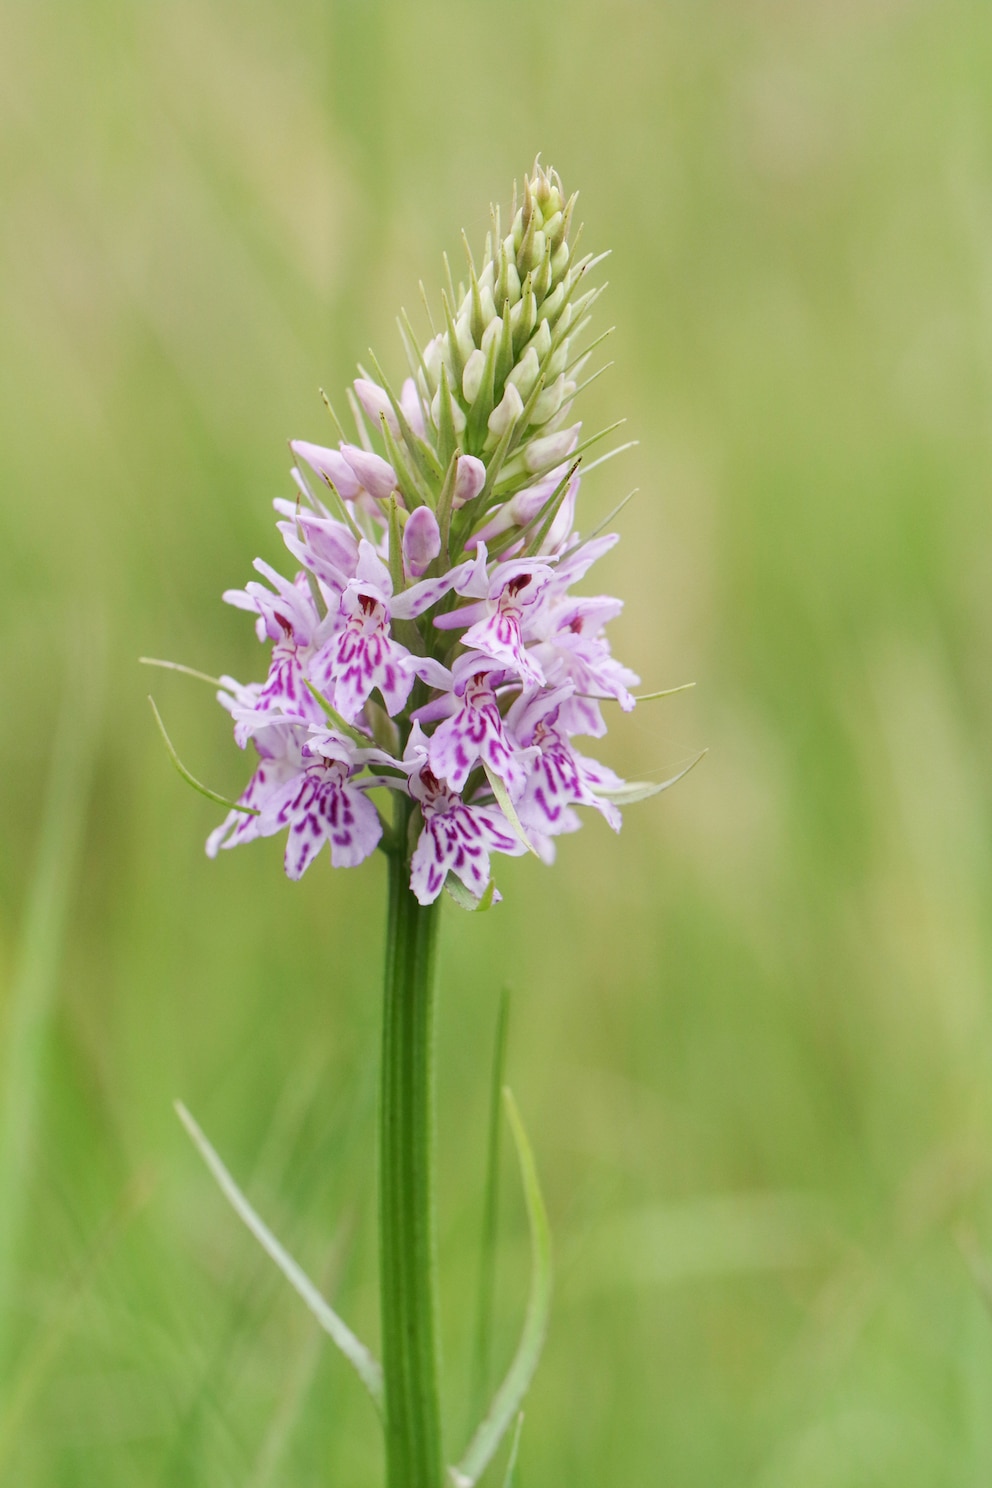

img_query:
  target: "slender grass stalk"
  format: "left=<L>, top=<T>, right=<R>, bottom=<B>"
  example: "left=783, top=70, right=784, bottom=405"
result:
left=380, top=794, right=444, bottom=1488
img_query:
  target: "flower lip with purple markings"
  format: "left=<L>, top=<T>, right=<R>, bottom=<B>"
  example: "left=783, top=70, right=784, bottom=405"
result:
left=205, top=165, right=664, bottom=905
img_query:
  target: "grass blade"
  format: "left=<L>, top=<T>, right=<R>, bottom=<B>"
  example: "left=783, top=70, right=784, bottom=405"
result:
left=148, top=697, right=259, bottom=815
left=501, top=1414, right=525, bottom=1487
left=451, top=1089, right=552, bottom=1487
left=175, top=1101, right=384, bottom=1415
left=591, top=750, right=707, bottom=805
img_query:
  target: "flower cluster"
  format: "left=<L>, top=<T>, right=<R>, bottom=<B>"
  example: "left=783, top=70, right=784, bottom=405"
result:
left=208, top=165, right=641, bottom=905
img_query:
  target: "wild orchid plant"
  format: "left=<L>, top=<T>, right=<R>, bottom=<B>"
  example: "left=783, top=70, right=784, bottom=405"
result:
left=150, top=164, right=691, bottom=1488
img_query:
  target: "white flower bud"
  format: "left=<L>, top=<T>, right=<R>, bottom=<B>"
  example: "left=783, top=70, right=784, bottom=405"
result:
left=543, top=211, right=563, bottom=246
left=502, top=259, right=521, bottom=305
left=487, top=382, right=524, bottom=439
left=354, top=378, right=399, bottom=436
left=541, top=283, right=567, bottom=322
left=431, top=386, right=467, bottom=434
left=454, top=312, right=475, bottom=364
left=480, top=315, right=502, bottom=356
left=510, top=292, right=536, bottom=343
left=527, top=230, right=546, bottom=272
left=523, top=423, right=581, bottom=473
left=422, top=334, right=444, bottom=387
left=527, top=320, right=552, bottom=362
left=551, top=242, right=570, bottom=277
left=478, top=285, right=497, bottom=329
left=462, top=348, right=487, bottom=405
left=506, top=346, right=540, bottom=402
left=544, top=344, right=568, bottom=381
left=531, top=373, right=565, bottom=426
left=453, top=454, right=486, bottom=508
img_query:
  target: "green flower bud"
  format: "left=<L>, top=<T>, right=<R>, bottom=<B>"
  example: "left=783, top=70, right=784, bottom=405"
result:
left=506, top=346, right=540, bottom=402
left=487, top=382, right=523, bottom=440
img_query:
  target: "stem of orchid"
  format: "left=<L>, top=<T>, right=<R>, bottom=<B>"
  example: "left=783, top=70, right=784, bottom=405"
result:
left=380, top=793, right=444, bottom=1488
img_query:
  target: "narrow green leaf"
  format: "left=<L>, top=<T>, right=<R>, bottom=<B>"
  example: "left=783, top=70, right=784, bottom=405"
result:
left=582, top=488, right=638, bottom=544
left=441, top=288, right=466, bottom=388
left=345, top=386, right=374, bottom=452
left=565, top=324, right=615, bottom=376
left=591, top=750, right=707, bottom=805
left=582, top=439, right=639, bottom=476
left=520, top=459, right=581, bottom=559
left=451, top=1089, right=552, bottom=1487
left=398, top=308, right=435, bottom=396
left=632, top=682, right=696, bottom=702
left=318, top=389, right=347, bottom=443
left=139, top=657, right=226, bottom=688
left=435, top=452, right=461, bottom=571
left=148, top=697, right=258, bottom=815
left=465, top=326, right=499, bottom=455
left=175, top=1102, right=384, bottom=1415
left=387, top=496, right=407, bottom=594
left=501, top=1414, right=525, bottom=1488
left=378, top=416, right=432, bottom=512
left=475, top=414, right=517, bottom=509
left=303, top=681, right=373, bottom=747
left=483, top=764, right=539, bottom=857
left=419, top=279, right=438, bottom=337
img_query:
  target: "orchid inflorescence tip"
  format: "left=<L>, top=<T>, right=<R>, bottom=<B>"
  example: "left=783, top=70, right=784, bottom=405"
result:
left=179, top=164, right=687, bottom=907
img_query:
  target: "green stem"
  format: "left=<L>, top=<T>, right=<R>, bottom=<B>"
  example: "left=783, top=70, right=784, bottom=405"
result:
left=380, top=797, right=444, bottom=1488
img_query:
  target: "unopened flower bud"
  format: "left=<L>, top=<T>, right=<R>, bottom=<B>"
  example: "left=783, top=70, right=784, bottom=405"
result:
left=423, top=334, right=444, bottom=387
left=453, top=454, right=486, bottom=507
left=506, top=346, right=540, bottom=402
left=454, top=312, right=475, bottom=365
left=527, top=319, right=553, bottom=363
left=541, top=282, right=567, bottom=325
left=524, top=424, right=580, bottom=473
left=354, top=378, right=399, bottom=435
left=340, top=444, right=397, bottom=501
left=531, top=373, right=566, bottom=426
left=402, top=506, right=441, bottom=578
left=399, top=378, right=426, bottom=439
left=488, top=382, right=524, bottom=439
left=431, top=385, right=467, bottom=434
left=462, top=349, right=487, bottom=405
left=291, top=440, right=361, bottom=499
left=543, top=211, right=563, bottom=248
left=510, top=286, right=537, bottom=345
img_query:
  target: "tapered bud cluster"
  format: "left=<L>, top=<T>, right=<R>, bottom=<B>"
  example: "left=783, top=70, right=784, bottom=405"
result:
left=204, top=166, right=647, bottom=907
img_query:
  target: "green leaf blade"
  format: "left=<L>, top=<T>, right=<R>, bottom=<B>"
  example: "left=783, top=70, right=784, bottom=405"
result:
left=175, top=1102, right=384, bottom=1416
left=451, top=1089, right=552, bottom=1488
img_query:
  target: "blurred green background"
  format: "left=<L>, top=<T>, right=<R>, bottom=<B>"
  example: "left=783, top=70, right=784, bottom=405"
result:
left=2, top=0, right=992, bottom=1483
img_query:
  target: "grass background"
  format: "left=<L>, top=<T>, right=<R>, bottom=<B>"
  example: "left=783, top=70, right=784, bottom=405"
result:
left=2, top=0, right=992, bottom=1482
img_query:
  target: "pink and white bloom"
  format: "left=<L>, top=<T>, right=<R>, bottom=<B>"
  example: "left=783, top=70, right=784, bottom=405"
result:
left=406, top=742, right=527, bottom=905
left=203, top=173, right=660, bottom=902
